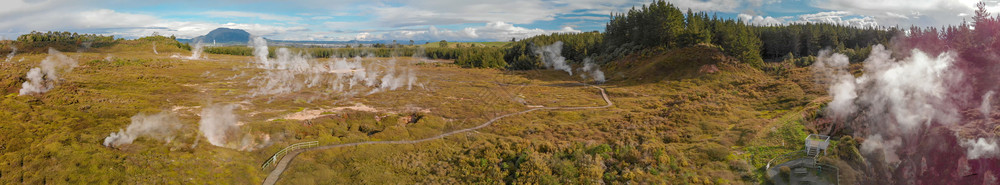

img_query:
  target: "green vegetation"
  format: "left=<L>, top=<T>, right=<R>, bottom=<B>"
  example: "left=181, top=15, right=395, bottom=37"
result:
left=8, top=31, right=119, bottom=54
left=2, top=0, right=948, bottom=184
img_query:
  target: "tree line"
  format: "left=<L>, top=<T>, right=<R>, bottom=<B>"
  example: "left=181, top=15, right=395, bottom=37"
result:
left=10, top=31, right=120, bottom=53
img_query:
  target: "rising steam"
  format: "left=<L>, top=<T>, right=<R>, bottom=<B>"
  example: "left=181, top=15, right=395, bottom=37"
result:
left=198, top=103, right=240, bottom=147
left=4, top=46, right=15, bottom=62
left=815, top=44, right=1000, bottom=183
left=579, top=58, right=605, bottom=83
left=187, top=41, right=204, bottom=60
left=534, top=41, right=573, bottom=75
left=812, top=49, right=858, bottom=122
left=19, top=48, right=78, bottom=95
left=534, top=42, right=606, bottom=83
left=152, top=41, right=158, bottom=54
left=197, top=103, right=271, bottom=151
left=962, top=138, right=1000, bottom=159
left=170, top=41, right=204, bottom=60
left=246, top=36, right=420, bottom=98
left=103, top=111, right=183, bottom=147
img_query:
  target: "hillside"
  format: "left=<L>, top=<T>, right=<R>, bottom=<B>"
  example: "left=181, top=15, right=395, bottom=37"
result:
left=191, top=28, right=251, bottom=44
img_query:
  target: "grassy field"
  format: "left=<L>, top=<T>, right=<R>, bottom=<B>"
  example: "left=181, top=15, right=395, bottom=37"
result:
left=0, top=39, right=829, bottom=184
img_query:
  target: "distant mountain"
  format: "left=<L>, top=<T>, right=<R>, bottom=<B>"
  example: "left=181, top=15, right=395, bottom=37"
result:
left=190, top=28, right=251, bottom=44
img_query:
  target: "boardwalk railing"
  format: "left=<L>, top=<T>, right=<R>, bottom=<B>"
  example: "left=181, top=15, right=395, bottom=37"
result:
left=261, top=141, right=319, bottom=170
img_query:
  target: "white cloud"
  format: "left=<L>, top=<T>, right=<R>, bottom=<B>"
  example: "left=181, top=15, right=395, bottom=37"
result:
left=0, top=5, right=316, bottom=40
left=738, top=14, right=787, bottom=26
left=669, top=0, right=744, bottom=13
left=813, top=0, right=1000, bottom=26
left=740, top=11, right=878, bottom=28
left=796, top=11, right=878, bottom=28
left=310, top=16, right=334, bottom=20
left=564, top=16, right=610, bottom=21
left=369, top=0, right=637, bottom=28
left=357, top=21, right=580, bottom=41
left=204, top=11, right=303, bottom=22
left=668, top=0, right=784, bottom=13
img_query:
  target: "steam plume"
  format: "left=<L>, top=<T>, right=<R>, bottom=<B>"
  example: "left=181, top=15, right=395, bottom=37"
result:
left=198, top=103, right=240, bottom=147
left=534, top=41, right=572, bottom=75
left=4, top=46, right=15, bottom=62
left=812, top=49, right=858, bottom=122
left=579, top=57, right=605, bottom=83
left=962, top=138, right=1000, bottom=159
left=251, top=36, right=270, bottom=67
left=103, top=111, right=183, bottom=147
left=152, top=41, right=158, bottom=54
left=814, top=44, right=1000, bottom=183
left=982, top=91, right=994, bottom=120
left=19, top=48, right=78, bottom=95
left=197, top=103, right=271, bottom=151
left=246, top=37, right=420, bottom=97
left=187, top=41, right=203, bottom=60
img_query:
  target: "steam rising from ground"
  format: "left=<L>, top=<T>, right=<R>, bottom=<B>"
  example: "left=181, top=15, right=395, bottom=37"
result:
left=534, top=41, right=572, bottom=75
left=187, top=42, right=204, bottom=60
left=579, top=58, right=605, bottom=83
left=152, top=41, right=158, bottom=54
left=815, top=44, right=962, bottom=159
left=962, top=138, right=1000, bottom=159
left=103, top=111, right=182, bottom=147
left=983, top=91, right=995, bottom=121
left=199, top=103, right=240, bottom=147
left=170, top=41, right=204, bottom=60
left=197, top=103, right=271, bottom=151
left=812, top=49, right=857, bottom=122
left=247, top=36, right=420, bottom=97
left=4, top=46, right=15, bottom=62
left=20, top=48, right=78, bottom=95
left=815, top=44, right=1000, bottom=182
left=534, top=41, right=605, bottom=83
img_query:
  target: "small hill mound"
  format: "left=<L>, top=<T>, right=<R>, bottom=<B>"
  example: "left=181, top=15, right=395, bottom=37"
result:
left=192, top=28, right=251, bottom=44
left=609, top=44, right=744, bottom=83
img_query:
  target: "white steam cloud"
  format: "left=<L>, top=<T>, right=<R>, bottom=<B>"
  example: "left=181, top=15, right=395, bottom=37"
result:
left=579, top=57, right=605, bottom=83
left=982, top=91, right=995, bottom=120
left=812, top=49, right=858, bottom=121
left=815, top=45, right=960, bottom=132
left=187, top=41, right=204, bottom=60
left=170, top=41, right=204, bottom=60
left=246, top=36, right=420, bottom=98
left=197, top=103, right=271, bottom=151
left=4, top=46, right=15, bottom=62
left=19, top=48, right=78, bottom=95
left=251, top=36, right=270, bottom=67
left=860, top=134, right=903, bottom=163
left=103, top=111, right=183, bottom=148
left=962, top=138, right=1000, bottom=160
left=534, top=41, right=572, bottom=75
left=534, top=42, right=606, bottom=83
left=152, top=41, right=158, bottom=55
left=814, top=44, right=966, bottom=164
left=198, top=103, right=240, bottom=147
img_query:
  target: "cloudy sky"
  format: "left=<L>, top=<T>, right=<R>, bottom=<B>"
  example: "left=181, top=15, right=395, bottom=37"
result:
left=0, top=0, right=997, bottom=41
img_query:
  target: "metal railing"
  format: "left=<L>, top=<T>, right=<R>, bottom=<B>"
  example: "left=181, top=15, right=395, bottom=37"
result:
left=766, top=150, right=805, bottom=170
left=261, top=141, right=319, bottom=170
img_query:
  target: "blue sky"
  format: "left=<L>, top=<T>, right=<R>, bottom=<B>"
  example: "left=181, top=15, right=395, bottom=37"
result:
left=0, top=0, right=997, bottom=41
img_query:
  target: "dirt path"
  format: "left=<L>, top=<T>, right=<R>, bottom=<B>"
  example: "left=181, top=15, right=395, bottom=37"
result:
left=263, top=84, right=612, bottom=185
